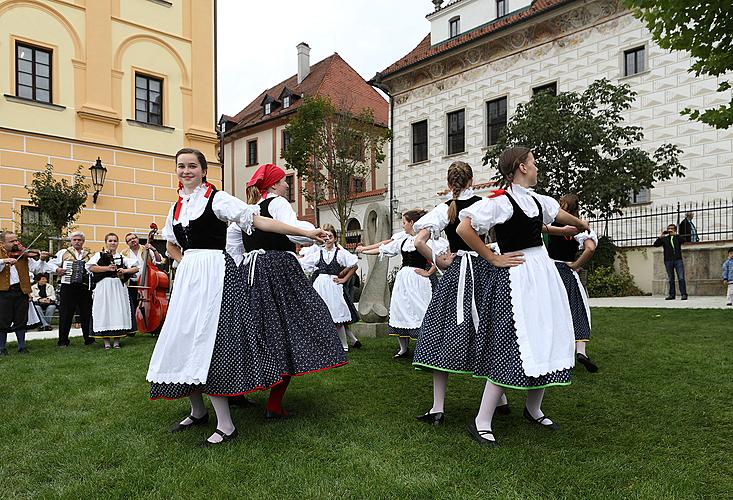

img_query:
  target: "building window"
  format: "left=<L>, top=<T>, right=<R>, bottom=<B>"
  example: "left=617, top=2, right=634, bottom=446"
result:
left=264, top=102, right=272, bottom=115
left=16, top=43, right=52, bottom=103
left=283, top=96, right=290, bottom=108
left=629, top=187, right=651, bottom=205
left=496, top=0, right=507, bottom=17
left=247, top=140, right=258, bottom=166
left=135, top=73, right=163, bottom=125
left=285, top=174, right=295, bottom=202
left=411, top=120, right=428, bottom=163
left=449, top=16, right=460, bottom=37
left=532, top=82, right=557, bottom=96
left=447, top=110, right=465, bottom=155
left=624, top=46, right=646, bottom=76
left=282, top=130, right=292, bottom=155
left=486, top=97, right=507, bottom=146
left=352, top=177, right=365, bottom=194
left=20, top=205, right=49, bottom=236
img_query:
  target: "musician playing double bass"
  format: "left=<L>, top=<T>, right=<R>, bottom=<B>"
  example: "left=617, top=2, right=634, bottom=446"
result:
left=123, top=232, right=163, bottom=332
left=49, top=231, right=94, bottom=347
left=0, top=231, right=53, bottom=355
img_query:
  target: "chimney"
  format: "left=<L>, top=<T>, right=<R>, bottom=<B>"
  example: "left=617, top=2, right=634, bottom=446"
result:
left=297, top=42, right=311, bottom=85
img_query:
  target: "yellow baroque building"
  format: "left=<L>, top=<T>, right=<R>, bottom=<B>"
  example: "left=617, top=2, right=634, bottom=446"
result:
left=0, top=0, right=219, bottom=246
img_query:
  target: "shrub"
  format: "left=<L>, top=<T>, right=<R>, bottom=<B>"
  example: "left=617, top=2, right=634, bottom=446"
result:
left=587, top=235, right=616, bottom=272
left=587, top=266, right=644, bottom=297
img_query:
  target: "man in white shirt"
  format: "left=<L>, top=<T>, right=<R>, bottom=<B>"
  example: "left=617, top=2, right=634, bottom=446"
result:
left=123, top=232, right=163, bottom=331
left=0, top=231, right=52, bottom=354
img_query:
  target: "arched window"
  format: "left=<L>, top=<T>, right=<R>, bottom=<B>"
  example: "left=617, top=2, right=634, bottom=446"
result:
left=449, top=16, right=460, bottom=37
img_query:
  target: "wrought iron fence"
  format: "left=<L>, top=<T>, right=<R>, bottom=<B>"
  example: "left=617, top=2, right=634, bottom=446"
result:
left=588, top=199, right=733, bottom=247
left=341, top=229, right=362, bottom=250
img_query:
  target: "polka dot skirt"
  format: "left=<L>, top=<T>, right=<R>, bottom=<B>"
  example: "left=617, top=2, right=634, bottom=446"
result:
left=387, top=326, right=420, bottom=340
left=412, top=255, right=492, bottom=373
left=473, top=266, right=571, bottom=390
left=555, top=262, right=591, bottom=341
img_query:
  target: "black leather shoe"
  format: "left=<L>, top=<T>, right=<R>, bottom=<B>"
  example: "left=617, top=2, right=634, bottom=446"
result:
left=352, top=340, right=362, bottom=349
left=169, top=413, right=209, bottom=433
left=681, top=295, right=688, bottom=300
left=466, top=423, right=498, bottom=447
left=0, top=348, right=8, bottom=356
left=18, top=348, right=29, bottom=354
left=265, top=409, right=294, bottom=420
left=393, top=349, right=410, bottom=359
left=665, top=296, right=675, bottom=300
left=201, top=428, right=238, bottom=448
left=495, top=403, right=510, bottom=416
left=416, top=411, right=444, bottom=426
left=576, top=353, right=598, bottom=373
left=523, top=407, right=560, bottom=430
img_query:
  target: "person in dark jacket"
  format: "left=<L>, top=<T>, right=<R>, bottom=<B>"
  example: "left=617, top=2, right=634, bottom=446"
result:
left=653, top=224, right=687, bottom=300
left=678, top=212, right=699, bottom=243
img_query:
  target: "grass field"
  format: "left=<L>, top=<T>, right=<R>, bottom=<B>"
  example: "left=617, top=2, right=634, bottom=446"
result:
left=1, top=308, right=731, bottom=499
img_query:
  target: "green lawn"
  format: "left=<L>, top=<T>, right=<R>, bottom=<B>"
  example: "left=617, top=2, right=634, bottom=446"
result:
left=1, top=308, right=731, bottom=499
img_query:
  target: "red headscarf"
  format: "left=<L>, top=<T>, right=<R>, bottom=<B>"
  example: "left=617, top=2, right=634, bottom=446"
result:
left=246, top=163, right=286, bottom=199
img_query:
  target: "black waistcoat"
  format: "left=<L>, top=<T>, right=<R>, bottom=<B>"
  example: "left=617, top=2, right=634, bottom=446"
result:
left=312, top=248, right=345, bottom=280
left=171, top=190, right=228, bottom=251
left=401, top=238, right=429, bottom=269
left=547, top=222, right=579, bottom=261
left=444, top=196, right=483, bottom=253
left=242, top=197, right=297, bottom=252
left=493, top=192, right=544, bottom=253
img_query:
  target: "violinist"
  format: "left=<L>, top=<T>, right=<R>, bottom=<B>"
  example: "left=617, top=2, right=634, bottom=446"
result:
left=87, top=233, right=139, bottom=349
left=49, top=231, right=94, bottom=347
left=0, top=231, right=53, bottom=355
left=123, top=232, right=162, bottom=332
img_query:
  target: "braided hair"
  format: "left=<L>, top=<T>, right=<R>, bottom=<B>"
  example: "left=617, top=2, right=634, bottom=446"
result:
left=446, top=161, right=473, bottom=223
left=497, top=146, right=531, bottom=186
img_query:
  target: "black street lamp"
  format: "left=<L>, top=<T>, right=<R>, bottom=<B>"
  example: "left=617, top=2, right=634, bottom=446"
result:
left=89, top=157, right=107, bottom=204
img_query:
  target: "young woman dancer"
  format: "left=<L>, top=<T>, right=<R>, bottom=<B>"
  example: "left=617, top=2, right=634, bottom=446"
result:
left=546, top=194, right=598, bottom=372
left=300, top=224, right=361, bottom=352
left=225, top=163, right=348, bottom=420
left=87, top=233, right=139, bottom=349
left=456, top=147, right=589, bottom=447
left=146, top=150, right=327, bottom=447
left=411, top=161, right=508, bottom=425
left=359, top=210, right=446, bottom=358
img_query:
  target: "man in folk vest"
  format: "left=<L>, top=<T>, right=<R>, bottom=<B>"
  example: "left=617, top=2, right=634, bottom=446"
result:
left=49, top=231, right=94, bottom=347
left=0, top=231, right=53, bottom=355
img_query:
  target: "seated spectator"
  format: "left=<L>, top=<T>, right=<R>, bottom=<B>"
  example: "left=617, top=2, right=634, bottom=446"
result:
left=31, top=274, right=56, bottom=331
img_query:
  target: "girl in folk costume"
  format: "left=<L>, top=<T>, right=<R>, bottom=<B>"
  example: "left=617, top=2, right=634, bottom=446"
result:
left=410, top=161, right=508, bottom=425
left=359, top=210, right=447, bottom=358
left=87, top=233, right=139, bottom=349
left=545, top=194, right=599, bottom=372
left=455, top=147, right=589, bottom=446
left=147, top=150, right=327, bottom=447
left=225, top=163, right=347, bottom=420
left=300, top=224, right=361, bottom=352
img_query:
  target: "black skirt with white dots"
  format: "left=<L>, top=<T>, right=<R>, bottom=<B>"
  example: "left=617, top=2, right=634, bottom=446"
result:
left=241, top=251, right=347, bottom=382
left=150, top=252, right=262, bottom=399
left=472, top=266, right=571, bottom=390
left=413, top=254, right=492, bottom=373
left=554, top=262, right=591, bottom=342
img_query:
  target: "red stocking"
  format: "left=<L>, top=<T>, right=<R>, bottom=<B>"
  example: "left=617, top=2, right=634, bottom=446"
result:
left=266, top=375, right=291, bottom=415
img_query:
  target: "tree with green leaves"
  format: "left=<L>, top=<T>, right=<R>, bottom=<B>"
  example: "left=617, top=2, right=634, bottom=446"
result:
left=624, top=1, right=733, bottom=129
left=483, top=78, right=685, bottom=217
left=283, top=95, right=391, bottom=244
left=24, top=164, right=89, bottom=250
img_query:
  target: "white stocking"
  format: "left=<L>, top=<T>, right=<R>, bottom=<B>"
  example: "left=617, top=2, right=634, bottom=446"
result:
left=498, top=392, right=508, bottom=406
left=336, top=325, right=348, bottom=350
left=475, top=381, right=504, bottom=435
left=206, top=395, right=235, bottom=443
left=179, top=392, right=206, bottom=425
left=346, top=329, right=359, bottom=344
left=397, top=337, right=409, bottom=354
left=431, top=371, right=448, bottom=414
left=575, top=341, right=587, bottom=356
left=525, top=388, right=553, bottom=424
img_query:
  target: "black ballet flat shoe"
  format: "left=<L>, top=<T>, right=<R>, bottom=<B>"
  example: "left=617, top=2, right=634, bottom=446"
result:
left=523, top=407, right=560, bottom=431
left=229, top=396, right=257, bottom=407
left=495, top=403, right=510, bottom=416
left=466, top=423, right=498, bottom=447
left=393, top=350, right=410, bottom=359
left=416, top=411, right=444, bottom=426
left=665, top=296, right=675, bottom=300
left=201, top=428, right=238, bottom=448
left=169, top=413, right=209, bottom=433
left=576, top=353, right=598, bottom=373
left=265, top=409, right=295, bottom=420
left=352, top=340, right=362, bottom=349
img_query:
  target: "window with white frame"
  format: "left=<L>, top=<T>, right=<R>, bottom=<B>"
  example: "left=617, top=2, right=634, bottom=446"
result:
left=449, top=16, right=460, bottom=37
left=447, top=110, right=465, bottom=155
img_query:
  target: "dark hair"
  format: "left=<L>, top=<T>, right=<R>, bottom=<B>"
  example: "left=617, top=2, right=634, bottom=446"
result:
left=403, top=209, right=427, bottom=223
left=37, top=273, right=49, bottom=282
left=175, top=148, right=208, bottom=183
left=559, top=194, right=580, bottom=217
left=727, top=247, right=733, bottom=253
left=446, top=161, right=473, bottom=223
left=497, top=146, right=532, bottom=185
left=667, top=224, right=677, bottom=230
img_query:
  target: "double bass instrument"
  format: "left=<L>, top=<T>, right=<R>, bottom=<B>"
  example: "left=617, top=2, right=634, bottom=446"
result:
left=130, top=223, right=169, bottom=335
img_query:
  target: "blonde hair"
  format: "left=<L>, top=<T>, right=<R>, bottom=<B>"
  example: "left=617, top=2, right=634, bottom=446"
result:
left=246, top=185, right=262, bottom=204
left=446, top=161, right=473, bottom=223
left=321, top=223, right=338, bottom=241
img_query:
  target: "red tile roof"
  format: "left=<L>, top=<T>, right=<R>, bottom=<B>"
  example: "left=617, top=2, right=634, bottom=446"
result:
left=377, top=0, right=571, bottom=80
left=225, top=53, right=388, bottom=138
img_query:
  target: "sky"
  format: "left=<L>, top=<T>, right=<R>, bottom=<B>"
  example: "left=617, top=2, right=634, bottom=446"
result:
left=216, top=0, right=434, bottom=118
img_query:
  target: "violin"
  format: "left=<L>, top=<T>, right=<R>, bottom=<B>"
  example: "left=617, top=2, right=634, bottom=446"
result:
left=132, top=223, right=169, bottom=335
left=7, top=244, right=43, bottom=259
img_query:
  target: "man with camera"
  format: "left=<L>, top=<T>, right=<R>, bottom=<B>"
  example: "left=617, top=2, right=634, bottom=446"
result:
left=653, top=224, right=688, bottom=300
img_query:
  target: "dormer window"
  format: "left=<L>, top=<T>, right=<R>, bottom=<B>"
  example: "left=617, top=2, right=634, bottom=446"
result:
left=264, top=102, right=272, bottom=115
left=283, top=96, right=290, bottom=108
left=449, top=16, right=460, bottom=37
left=261, top=94, right=279, bottom=116
left=279, top=86, right=299, bottom=110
